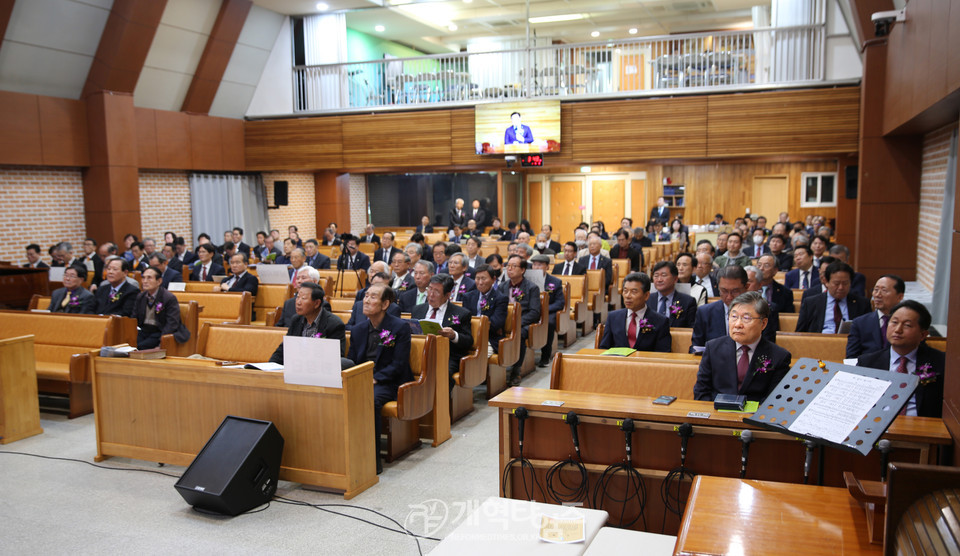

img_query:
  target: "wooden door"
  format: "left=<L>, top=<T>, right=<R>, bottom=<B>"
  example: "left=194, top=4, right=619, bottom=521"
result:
left=592, top=179, right=626, bottom=232
left=752, top=176, right=788, bottom=221
left=550, top=180, right=583, bottom=244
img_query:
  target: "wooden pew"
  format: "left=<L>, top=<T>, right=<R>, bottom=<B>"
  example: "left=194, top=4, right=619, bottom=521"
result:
left=193, top=323, right=287, bottom=361
left=550, top=353, right=699, bottom=400
left=780, top=313, right=799, bottom=332
left=610, top=258, right=629, bottom=310
left=584, top=269, right=607, bottom=334
left=183, top=282, right=219, bottom=293
left=775, top=332, right=847, bottom=362
left=520, top=292, right=550, bottom=375
left=487, top=302, right=522, bottom=398
left=451, top=316, right=490, bottom=422
left=318, top=269, right=367, bottom=298
left=0, top=335, right=43, bottom=443
left=382, top=334, right=443, bottom=462
left=158, top=300, right=200, bottom=357
left=329, top=297, right=355, bottom=313
left=252, top=284, right=294, bottom=326
left=671, top=327, right=693, bottom=354
left=556, top=275, right=587, bottom=346
left=171, top=291, right=252, bottom=328
left=0, top=311, right=133, bottom=418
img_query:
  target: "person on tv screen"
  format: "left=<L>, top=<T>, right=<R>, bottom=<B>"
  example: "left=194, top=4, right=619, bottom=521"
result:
left=504, top=111, right=534, bottom=145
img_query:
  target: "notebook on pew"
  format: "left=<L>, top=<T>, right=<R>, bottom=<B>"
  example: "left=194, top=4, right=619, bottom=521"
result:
left=601, top=347, right=636, bottom=357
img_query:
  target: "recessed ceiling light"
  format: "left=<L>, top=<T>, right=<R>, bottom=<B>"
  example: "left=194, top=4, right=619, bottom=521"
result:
left=629, top=28, right=638, bottom=34
left=463, top=0, right=472, bottom=3
left=375, top=25, right=385, bottom=32
left=591, top=31, right=600, bottom=38
left=315, top=2, right=329, bottom=10
left=448, top=23, right=458, bottom=31
left=528, top=13, right=584, bottom=24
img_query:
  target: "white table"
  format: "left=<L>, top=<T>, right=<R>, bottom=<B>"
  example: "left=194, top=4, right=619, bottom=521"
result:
left=583, top=527, right=676, bottom=555
left=430, top=497, right=608, bottom=555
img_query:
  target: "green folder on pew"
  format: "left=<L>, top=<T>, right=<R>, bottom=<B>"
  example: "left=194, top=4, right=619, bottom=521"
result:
left=718, top=401, right=760, bottom=414
left=418, top=320, right=443, bottom=335
left=600, top=347, right=636, bottom=357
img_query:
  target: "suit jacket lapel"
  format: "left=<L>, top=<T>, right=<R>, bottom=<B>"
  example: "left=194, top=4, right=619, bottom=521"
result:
left=739, top=340, right=768, bottom=394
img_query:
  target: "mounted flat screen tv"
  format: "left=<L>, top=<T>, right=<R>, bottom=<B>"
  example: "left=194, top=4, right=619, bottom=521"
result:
left=475, top=100, right=561, bottom=155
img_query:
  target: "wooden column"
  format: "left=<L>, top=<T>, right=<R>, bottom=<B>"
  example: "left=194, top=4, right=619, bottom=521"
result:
left=315, top=171, right=351, bottom=234
left=944, top=115, right=960, bottom=446
left=83, top=92, right=141, bottom=245
left=181, top=0, right=252, bottom=115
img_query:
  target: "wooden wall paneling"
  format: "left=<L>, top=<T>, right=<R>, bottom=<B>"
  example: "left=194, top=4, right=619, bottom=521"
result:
left=502, top=174, right=520, bottom=226
left=188, top=115, right=223, bottom=170
left=571, top=97, right=708, bottom=162
left=181, top=0, right=252, bottom=115
left=220, top=117, right=245, bottom=171
left=550, top=180, right=582, bottom=242
left=834, top=155, right=858, bottom=257
left=38, top=97, right=89, bottom=167
left=528, top=178, right=542, bottom=233
left=155, top=110, right=192, bottom=169
left=450, top=108, right=489, bottom=166
left=0, top=0, right=15, bottom=51
left=314, top=171, right=350, bottom=233
left=951, top=1, right=960, bottom=93
left=630, top=176, right=647, bottom=227
left=86, top=92, right=137, bottom=167
left=341, top=111, right=451, bottom=169
left=0, top=91, right=42, bottom=165
left=706, top=88, right=860, bottom=157
left=550, top=103, right=574, bottom=166
left=592, top=179, right=626, bottom=232
left=83, top=0, right=168, bottom=98
left=924, top=0, right=950, bottom=112
left=134, top=107, right=158, bottom=168
left=246, top=117, right=343, bottom=171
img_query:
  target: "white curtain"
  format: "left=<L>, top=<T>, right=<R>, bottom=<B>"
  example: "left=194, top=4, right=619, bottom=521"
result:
left=752, top=6, right=771, bottom=84
left=303, top=13, right=349, bottom=109
left=932, top=128, right=958, bottom=326
left=189, top=174, right=270, bottom=246
left=770, top=0, right=824, bottom=82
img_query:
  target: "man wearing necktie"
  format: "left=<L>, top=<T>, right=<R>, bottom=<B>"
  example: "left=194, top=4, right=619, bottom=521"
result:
left=397, top=260, right=434, bottom=313
left=795, top=261, right=869, bottom=333
left=599, top=272, right=671, bottom=352
left=411, top=275, right=473, bottom=390
left=846, top=275, right=905, bottom=358
left=756, top=254, right=794, bottom=313
left=858, top=300, right=944, bottom=418
left=449, top=198, right=467, bottom=230
left=784, top=245, right=818, bottom=290
left=94, top=258, right=138, bottom=317
left=504, top=111, right=534, bottom=144
left=646, top=261, right=697, bottom=327
left=49, top=264, right=96, bottom=314
left=552, top=242, right=585, bottom=276
left=461, top=265, right=507, bottom=357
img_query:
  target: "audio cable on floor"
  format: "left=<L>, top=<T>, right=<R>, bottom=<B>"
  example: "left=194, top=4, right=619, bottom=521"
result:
left=592, top=418, right=646, bottom=529
left=545, top=411, right=589, bottom=505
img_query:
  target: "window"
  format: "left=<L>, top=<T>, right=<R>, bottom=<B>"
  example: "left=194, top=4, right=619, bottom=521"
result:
left=800, top=172, right=837, bottom=207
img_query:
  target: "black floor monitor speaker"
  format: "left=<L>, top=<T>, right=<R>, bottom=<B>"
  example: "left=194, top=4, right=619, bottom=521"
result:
left=175, top=416, right=284, bottom=516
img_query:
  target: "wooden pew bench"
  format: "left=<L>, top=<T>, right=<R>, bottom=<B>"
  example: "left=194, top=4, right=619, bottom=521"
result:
left=550, top=353, right=699, bottom=400
left=0, top=311, right=133, bottom=417
left=193, top=323, right=287, bottom=361
left=486, top=302, right=521, bottom=398
left=451, top=315, right=489, bottom=422
left=556, top=275, right=586, bottom=347
left=252, top=284, right=294, bottom=326
left=158, top=300, right=200, bottom=356
left=171, top=291, right=252, bottom=328
left=0, top=335, right=43, bottom=443
left=775, top=332, right=848, bottom=362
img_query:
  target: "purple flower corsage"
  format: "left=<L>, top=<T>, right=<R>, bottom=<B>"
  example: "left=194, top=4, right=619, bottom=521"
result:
left=546, top=282, right=557, bottom=292
left=154, top=302, right=163, bottom=314
left=450, top=314, right=461, bottom=325
left=312, top=331, right=324, bottom=338
left=915, top=363, right=937, bottom=385
left=755, top=355, right=772, bottom=374
left=68, top=295, right=80, bottom=307
left=378, top=329, right=396, bottom=347
left=637, top=318, right=653, bottom=333
left=669, top=302, right=682, bottom=317
left=110, top=292, right=121, bottom=303
left=511, top=287, right=525, bottom=301
left=458, top=283, right=467, bottom=294
left=479, top=297, right=490, bottom=312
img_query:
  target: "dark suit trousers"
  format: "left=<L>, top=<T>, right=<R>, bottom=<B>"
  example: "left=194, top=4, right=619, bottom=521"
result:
left=137, top=329, right=162, bottom=350
left=374, top=384, right=397, bottom=468
left=514, top=326, right=530, bottom=371
left=541, top=314, right=557, bottom=362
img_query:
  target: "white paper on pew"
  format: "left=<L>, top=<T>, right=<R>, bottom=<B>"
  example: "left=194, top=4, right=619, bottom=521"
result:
left=48, top=267, right=65, bottom=282
left=282, top=336, right=342, bottom=388
left=256, top=264, right=292, bottom=285
left=167, top=282, right=186, bottom=292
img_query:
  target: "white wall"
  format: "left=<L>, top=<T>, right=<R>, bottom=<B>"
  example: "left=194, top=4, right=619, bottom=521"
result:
left=246, top=16, right=294, bottom=117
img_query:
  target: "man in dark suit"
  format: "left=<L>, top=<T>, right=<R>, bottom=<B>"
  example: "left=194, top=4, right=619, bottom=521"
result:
left=599, top=271, right=671, bottom=353
left=846, top=274, right=905, bottom=358
left=446, top=253, right=476, bottom=303
left=373, top=232, right=401, bottom=264
left=743, top=230, right=770, bottom=258
left=462, top=237, right=485, bottom=271
left=650, top=197, right=670, bottom=224
left=449, top=198, right=467, bottom=230
left=303, top=239, right=331, bottom=269
left=784, top=246, right=818, bottom=290
left=800, top=256, right=837, bottom=301
left=95, top=258, right=139, bottom=317
left=578, top=235, right=613, bottom=289
left=174, top=237, right=198, bottom=267
left=768, top=234, right=793, bottom=271
left=487, top=218, right=507, bottom=238
left=23, top=243, right=50, bottom=269
left=828, top=244, right=867, bottom=298
left=691, top=266, right=779, bottom=351
left=347, top=283, right=413, bottom=473
left=538, top=224, right=562, bottom=253
left=128, top=242, right=149, bottom=272
left=554, top=242, right=586, bottom=276
left=50, top=264, right=96, bottom=314
left=390, top=252, right=415, bottom=293
left=796, top=261, right=869, bottom=333
left=346, top=272, right=401, bottom=331
left=189, top=243, right=225, bottom=282
left=360, top=224, right=380, bottom=247
left=498, top=254, right=541, bottom=385
left=162, top=243, right=182, bottom=274
left=257, top=235, right=283, bottom=263
left=415, top=216, right=434, bottom=234
left=147, top=252, right=182, bottom=289
left=341, top=236, right=371, bottom=272
left=287, top=248, right=312, bottom=284
left=462, top=265, right=507, bottom=355
left=693, top=252, right=719, bottom=297
left=270, top=282, right=349, bottom=365
left=432, top=243, right=449, bottom=274
left=647, top=261, right=697, bottom=328
left=609, top=229, right=643, bottom=273
left=756, top=254, right=794, bottom=313
left=530, top=255, right=566, bottom=366
left=134, top=267, right=189, bottom=349
left=694, top=291, right=792, bottom=402
left=276, top=267, right=321, bottom=328
left=321, top=227, right=342, bottom=247
left=469, top=199, right=487, bottom=230
left=232, top=227, right=251, bottom=257
left=398, top=260, right=434, bottom=313
left=858, top=300, right=944, bottom=418
left=220, top=253, right=259, bottom=299
left=411, top=274, right=473, bottom=390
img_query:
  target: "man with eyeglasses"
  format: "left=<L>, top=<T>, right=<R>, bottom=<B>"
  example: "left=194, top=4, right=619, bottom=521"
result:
left=498, top=254, right=541, bottom=386
left=690, top=265, right=779, bottom=353
left=694, top=291, right=792, bottom=402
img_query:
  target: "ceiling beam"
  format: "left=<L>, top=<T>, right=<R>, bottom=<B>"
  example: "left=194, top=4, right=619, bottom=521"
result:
left=82, top=0, right=169, bottom=98
left=181, top=0, right=253, bottom=115
left=0, top=0, right=15, bottom=54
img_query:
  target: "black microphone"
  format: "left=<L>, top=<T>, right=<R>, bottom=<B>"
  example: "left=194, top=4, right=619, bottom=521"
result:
left=620, top=418, right=635, bottom=460
left=739, top=430, right=754, bottom=478
left=514, top=407, right=528, bottom=451
left=803, top=440, right=816, bottom=484
left=877, top=439, right=892, bottom=482
left=678, top=423, right=694, bottom=463
left=563, top=411, right=581, bottom=454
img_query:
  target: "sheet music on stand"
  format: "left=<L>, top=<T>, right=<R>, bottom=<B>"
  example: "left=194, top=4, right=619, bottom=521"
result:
left=744, top=357, right=919, bottom=456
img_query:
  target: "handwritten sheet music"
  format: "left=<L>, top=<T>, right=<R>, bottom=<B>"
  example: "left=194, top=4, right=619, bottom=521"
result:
left=789, top=371, right=890, bottom=444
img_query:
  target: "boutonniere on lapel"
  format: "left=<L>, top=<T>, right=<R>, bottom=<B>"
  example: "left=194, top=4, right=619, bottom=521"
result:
left=154, top=302, right=163, bottom=314
left=378, top=329, right=397, bottom=347
left=637, top=318, right=654, bottom=334
left=110, top=291, right=122, bottom=303
left=312, top=331, right=324, bottom=338
left=68, top=294, right=80, bottom=307
left=458, top=283, right=468, bottom=295
left=397, top=282, right=409, bottom=292
left=915, top=363, right=937, bottom=385
left=511, top=287, right=525, bottom=301
left=669, top=301, right=682, bottom=318
left=754, top=355, right=773, bottom=374
left=479, top=297, right=490, bottom=313
left=450, top=314, right=461, bottom=325
left=546, top=282, right=557, bottom=292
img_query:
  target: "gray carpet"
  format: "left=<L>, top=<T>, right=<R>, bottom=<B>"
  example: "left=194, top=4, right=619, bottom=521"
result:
left=0, top=331, right=598, bottom=555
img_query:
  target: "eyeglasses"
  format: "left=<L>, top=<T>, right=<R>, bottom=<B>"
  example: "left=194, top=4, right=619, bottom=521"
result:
left=728, top=313, right=760, bottom=324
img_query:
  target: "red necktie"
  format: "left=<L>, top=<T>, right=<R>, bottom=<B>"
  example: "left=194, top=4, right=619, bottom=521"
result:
left=430, top=307, right=438, bottom=319
left=590, top=257, right=597, bottom=270
left=627, top=312, right=638, bottom=347
left=880, top=315, right=890, bottom=348
left=200, top=266, right=207, bottom=281
left=737, top=345, right=750, bottom=391
left=833, top=299, right=843, bottom=332
left=291, top=268, right=298, bottom=284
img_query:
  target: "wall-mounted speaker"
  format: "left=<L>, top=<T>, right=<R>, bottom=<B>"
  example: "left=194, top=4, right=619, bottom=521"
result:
left=845, top=166, right=858, bottom=199
left=274, top=181, right=288, bottom=206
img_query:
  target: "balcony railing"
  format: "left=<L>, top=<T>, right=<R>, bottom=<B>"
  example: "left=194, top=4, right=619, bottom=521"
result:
left=293, top=24, right=832, bottom=114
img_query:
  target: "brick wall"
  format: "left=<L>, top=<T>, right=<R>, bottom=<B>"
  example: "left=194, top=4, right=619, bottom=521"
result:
left=139, top=170, right=193, bottom=249
left=917, top=123, right=957, bottom=291
left=263, top=172, right=317, bottom=241
left=0, top=166, right=86, bottom=266
left=349, top=173, right=367, bottom=237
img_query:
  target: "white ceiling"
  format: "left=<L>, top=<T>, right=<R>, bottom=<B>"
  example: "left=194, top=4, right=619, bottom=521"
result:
left=252, top=0, right=771, bottom=53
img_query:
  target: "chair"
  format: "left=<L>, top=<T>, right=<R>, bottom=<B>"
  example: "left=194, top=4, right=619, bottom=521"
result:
left=451, top=316, right=489, bottom=422
left=381, top=334, right=439, bottom=462
left=520, top=292, right=549, bottom=374
left=486, top=302, right=521, bottom=398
